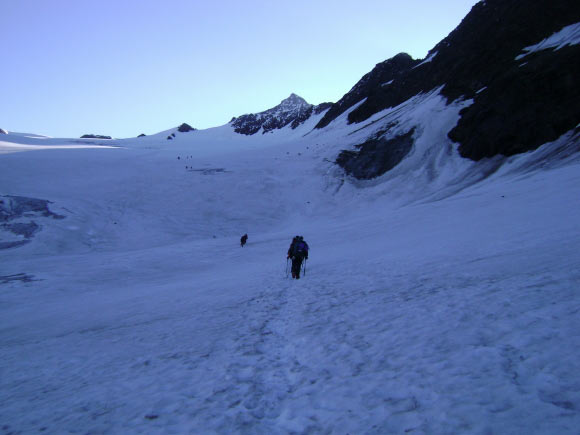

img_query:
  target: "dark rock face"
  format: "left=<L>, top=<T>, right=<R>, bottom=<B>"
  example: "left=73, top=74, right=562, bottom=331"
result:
left=0, top=128, right=7, bottom=134
left=177, top=123, right=196, bottom=133
left=138, top=133, right=146, bottom=137
left=336, top=128, right=415, bottom=179
left=80, top=134, right=112, bottom=139
left=322, top=0, right=580, bottom=161
left=449, top=41, right=580, bottom=160
left=231, top=93, right=332, bottom=135
left=314, top=102, right=333, bottom=115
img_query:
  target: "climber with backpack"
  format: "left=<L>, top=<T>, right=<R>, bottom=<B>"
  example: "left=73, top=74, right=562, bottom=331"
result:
left=287, top=235, right=309, bottom=279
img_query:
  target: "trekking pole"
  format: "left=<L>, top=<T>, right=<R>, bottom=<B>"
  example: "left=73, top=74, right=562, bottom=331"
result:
left=303, top=258, right=307, bottom=277
left=285, top=258, right=290, bottom=278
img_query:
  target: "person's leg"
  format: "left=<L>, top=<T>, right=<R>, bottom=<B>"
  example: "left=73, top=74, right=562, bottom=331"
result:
left=295, top=258, right=303, bottom=279
left=292, top=258, right=300, bottom=278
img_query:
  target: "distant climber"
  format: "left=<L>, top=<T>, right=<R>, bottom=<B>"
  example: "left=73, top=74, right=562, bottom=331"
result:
left=240, top=234, right=248, bottom=247
left=287, top=235, right=309, bottom=279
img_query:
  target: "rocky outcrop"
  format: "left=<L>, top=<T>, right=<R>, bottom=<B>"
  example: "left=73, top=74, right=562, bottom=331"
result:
left=324, top=0, right=580, bottom=161
left=336, top=128, right=415, bottom=179
left=80, top=134, right=112, bottom=139
left=0, top=128, right=7, bottom=134
left=177, top=123, right=196, bottom=133
left=231, top=94, right=332, bottom=135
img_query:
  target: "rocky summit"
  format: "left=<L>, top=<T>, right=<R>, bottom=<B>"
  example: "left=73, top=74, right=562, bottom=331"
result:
left=231, top=93, right=332, bottom=135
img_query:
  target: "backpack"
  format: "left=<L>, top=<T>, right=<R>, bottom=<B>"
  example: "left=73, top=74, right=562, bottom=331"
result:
left=292, top=241, right=308, bottom=257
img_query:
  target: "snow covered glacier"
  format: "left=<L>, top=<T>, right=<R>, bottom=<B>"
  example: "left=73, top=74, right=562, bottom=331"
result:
left=2, top=0, right=580, bottom=431
left=1, top=83, right=579, bottom=434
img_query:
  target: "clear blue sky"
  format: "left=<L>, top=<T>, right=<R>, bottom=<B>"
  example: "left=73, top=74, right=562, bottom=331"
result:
left=1, top=0, right=479, bottom=138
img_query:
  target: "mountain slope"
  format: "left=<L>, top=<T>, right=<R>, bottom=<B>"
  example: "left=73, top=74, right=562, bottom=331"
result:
left=318, top=0, right=580, bottom=163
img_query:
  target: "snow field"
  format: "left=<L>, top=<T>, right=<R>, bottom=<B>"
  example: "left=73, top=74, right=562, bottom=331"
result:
left=1, top=97, right=579, bottom=433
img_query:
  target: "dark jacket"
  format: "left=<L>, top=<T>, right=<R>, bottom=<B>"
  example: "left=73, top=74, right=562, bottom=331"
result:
left=288, top=238, right=309, bottom=259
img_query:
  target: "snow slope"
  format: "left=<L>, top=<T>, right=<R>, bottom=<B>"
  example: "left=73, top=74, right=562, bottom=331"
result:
left=516, top=21, right=580, bottom=59
left=1, top=96, right=579, bottom=434
left=0, top=131, right=118, bottom=155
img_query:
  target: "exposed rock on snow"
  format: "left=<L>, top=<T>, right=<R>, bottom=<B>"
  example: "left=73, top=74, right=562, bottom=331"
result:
left=0, top=195, right=64, bottom=250
left=0, top=195, right=64, bottom=222
left=336, top=128, right=415, bottom=179
left=0, top=128, right=8, bottom=134
left=177, top=123, right=196, bottom=133
left=0, top=273, right=36, bottom=284
left=80, top=134, right=112, bottom=139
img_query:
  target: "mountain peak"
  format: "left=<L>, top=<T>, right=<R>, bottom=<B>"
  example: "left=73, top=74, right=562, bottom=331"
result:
left=280, top=93, right=308, bottom=106
left=230, top=93, right=318, bottom=135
